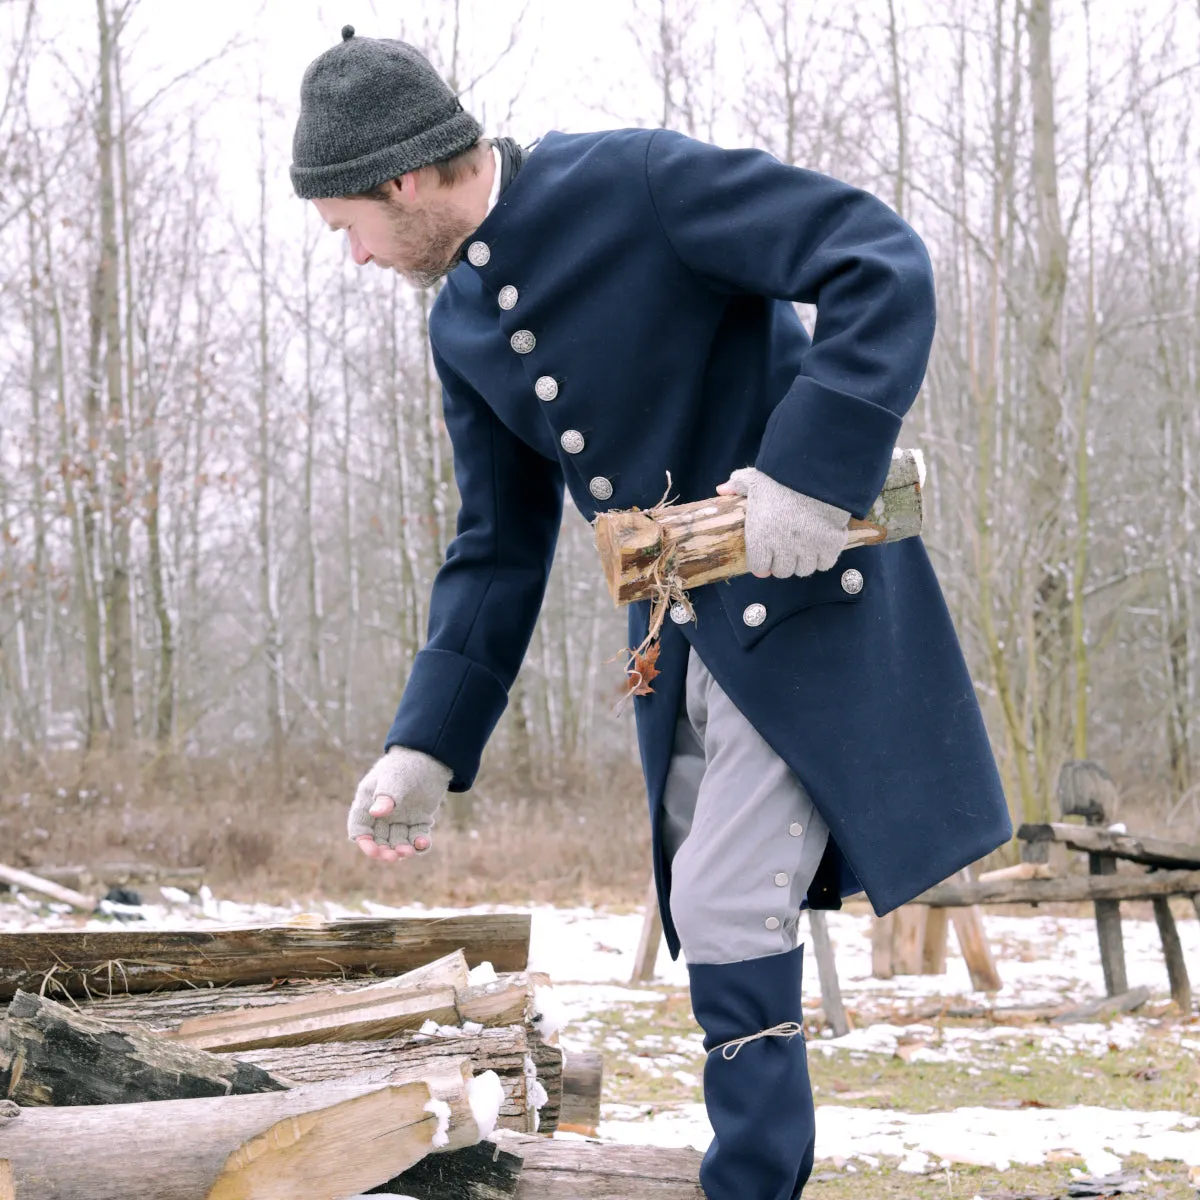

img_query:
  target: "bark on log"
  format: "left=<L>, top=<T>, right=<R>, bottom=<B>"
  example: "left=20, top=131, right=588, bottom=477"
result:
left=234, top=1025, right=564, bottom=1135
left=595, top=450, right=925, bottom=606
left=915, top=869, right=1200, bottom=906
left=0, top=1058, right=482, bottom=1200
left=1048, top=987, right=1151, bottom=1025
left=497, top=1133, right=705, bottom=1199
left=0, top=989, right=288, bottom=1106
left=0, top=913, right=530, bottom=1000
left=1017, top=822, right=1200, bottom=870
left=0, top=863, right=94, bottom=911
left=369, top=1138, right=524, bottom=1197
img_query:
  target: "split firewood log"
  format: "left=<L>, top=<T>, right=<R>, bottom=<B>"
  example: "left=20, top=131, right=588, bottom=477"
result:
left=163, top=953, right=546, bottom=1053
left=0, top=912, right=530, bottom=1000
left=0, top=1056, right=487, bottom=1200
left=0, top=990, right=288, bottom=1106
left=235, top=1023, right=564, bottom=1135
left=594, top=448, right=925, bottom=607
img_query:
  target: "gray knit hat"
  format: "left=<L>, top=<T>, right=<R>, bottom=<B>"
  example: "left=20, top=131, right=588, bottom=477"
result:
left=290, top=25, right=483, bottom=199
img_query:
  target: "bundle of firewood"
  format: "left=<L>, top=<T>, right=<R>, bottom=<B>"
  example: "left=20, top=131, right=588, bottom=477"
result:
left=0, top=913, right=651, bottom=1200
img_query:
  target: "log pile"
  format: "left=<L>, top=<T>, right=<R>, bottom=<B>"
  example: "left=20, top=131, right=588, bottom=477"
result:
left=0, top=912, right=655, bottom=1198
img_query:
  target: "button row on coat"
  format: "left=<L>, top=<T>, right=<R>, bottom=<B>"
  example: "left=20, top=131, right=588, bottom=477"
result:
left=475, top=243, right=613, bottom=506
left=741, top=570, right=867, bottom=626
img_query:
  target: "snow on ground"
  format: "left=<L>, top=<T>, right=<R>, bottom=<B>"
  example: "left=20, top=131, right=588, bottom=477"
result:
left=3, top=887, right=1199, bottom=1174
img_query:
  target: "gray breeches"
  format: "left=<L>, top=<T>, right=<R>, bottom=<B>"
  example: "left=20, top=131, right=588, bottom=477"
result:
left=662, top=645, right=831, bottom=965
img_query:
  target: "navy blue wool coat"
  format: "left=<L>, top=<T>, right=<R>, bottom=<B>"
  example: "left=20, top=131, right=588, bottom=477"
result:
left=385, top=128, right=1012, bottom=957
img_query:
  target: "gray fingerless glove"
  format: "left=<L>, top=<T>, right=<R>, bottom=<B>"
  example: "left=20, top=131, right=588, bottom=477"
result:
left=348, top=746, right=453, bottom=850
left=727, top=467, right=851, bottom=578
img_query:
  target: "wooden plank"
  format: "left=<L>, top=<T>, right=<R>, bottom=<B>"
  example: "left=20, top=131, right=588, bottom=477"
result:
left=0, top=990, right=288, bottom=1107
left=890, top=906, right=927, bottom=974
left=499, top=1133, right=705, bottom=1199
left=0, top=863, right=94, bottom=912
left=558, top=1049, right=603, bottom=1135
left=921, top=906, right=949, bottom=974
left=0, top=914, right=531, bottom=1000
left=0, top=1059, right=479, bottom=1200
left=1151, top=896, right=1192, bottom=1012
left=915, top=868, right=1200, bottom=906
left=631, top=874, right=663, bottom=984
left=0, top=1158, right=12, bottom=1200
left=870, top=913, right=895, bottom=979
left=1018, top=822, right=1200, bottom=870
left=807, top=910, right=848, bottom=1037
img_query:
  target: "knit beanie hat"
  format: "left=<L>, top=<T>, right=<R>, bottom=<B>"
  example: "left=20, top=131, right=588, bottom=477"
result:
left=290, top=25, right=484, bottom=199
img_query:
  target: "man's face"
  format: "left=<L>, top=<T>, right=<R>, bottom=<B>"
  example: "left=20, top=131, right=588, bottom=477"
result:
left=314, top=181, right=466, bottom=288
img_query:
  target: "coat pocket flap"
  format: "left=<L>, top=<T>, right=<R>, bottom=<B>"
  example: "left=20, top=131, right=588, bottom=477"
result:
left=713, top=565, right=866, bottom=649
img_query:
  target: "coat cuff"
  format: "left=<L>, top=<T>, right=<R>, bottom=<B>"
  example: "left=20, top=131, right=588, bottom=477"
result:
left=384, top=648, right=508, bottom=792
left=755, top=376, right=903, bottom=518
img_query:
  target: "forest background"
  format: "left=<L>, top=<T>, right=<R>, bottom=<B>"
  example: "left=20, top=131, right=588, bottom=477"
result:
left=0, top=0, right=1197, bottom=906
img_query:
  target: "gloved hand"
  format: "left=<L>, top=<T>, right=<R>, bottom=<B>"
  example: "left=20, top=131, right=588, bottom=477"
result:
left=717, top=467, right=850, bottom=578
left=348, top=746, right=453, bottom=861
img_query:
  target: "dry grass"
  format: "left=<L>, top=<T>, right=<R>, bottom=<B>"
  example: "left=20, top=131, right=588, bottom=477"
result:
left=0, top=747, right=652, bottom=909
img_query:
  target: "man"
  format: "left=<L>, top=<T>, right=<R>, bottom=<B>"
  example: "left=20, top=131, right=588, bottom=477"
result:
left=291, top=26, right=1012, bottom=1200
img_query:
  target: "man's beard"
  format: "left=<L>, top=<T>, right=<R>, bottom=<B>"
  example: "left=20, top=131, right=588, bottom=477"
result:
left=385, top=201, right=467, bottom=289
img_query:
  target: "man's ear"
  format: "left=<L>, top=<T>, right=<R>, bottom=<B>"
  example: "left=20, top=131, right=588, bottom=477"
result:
left=393, top=171, right=420, bottom=206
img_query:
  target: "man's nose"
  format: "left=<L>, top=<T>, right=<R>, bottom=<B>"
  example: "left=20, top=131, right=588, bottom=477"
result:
left=348, top=234, right=373, bottom=267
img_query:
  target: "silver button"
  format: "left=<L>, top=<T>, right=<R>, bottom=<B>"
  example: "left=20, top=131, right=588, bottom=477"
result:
left=669, top=602, right=690, bottom=625
left=560, top=430, right=585, bottom=455
left=742, top=602, right=767, bottom=627
left=774, top=872, right=789, bottom=887
left=510, top=330, right=536, bottom=355
left=841, top=568, right=864, bottom=595
left=498, top=285, right=518, bottom=310
left=589, top=476, right=613, bottom=501
left=535, top=376, right=559, bottom=402
left=789, top=822, right=804, bottom=837
left=467, top=241, right=491, bottom=267
left=764, top=916, right=781, bottom=931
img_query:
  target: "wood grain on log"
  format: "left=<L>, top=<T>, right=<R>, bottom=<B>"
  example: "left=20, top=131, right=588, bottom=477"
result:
left=235, top=1026, right=564, bottom=1135
left=595, top=450, right=924, bottom=607
left=915, top=869, right=1200, bottom=906
left=167, top=950, right=472, bottom=1052
left=870, top=913, right=895, bottom=980
left=168, top=971, right=538, bottom=1055
left=0, top=863, right=94, bottom=912
left=890, top=906, right=928, bottom=975
left=497, top=1133, right=705, bottom=1199
left=0, top=913, right=530, bottom=1000
left=1017, top=822, right=1200, bottom=870
left=0, top=990, right=287, bottom=1106
left=976, top=862, right=1056, bottom=882
left=0, top=1059, right=480, bottom=1200
left=950, top=905, right=1003, bottom=993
